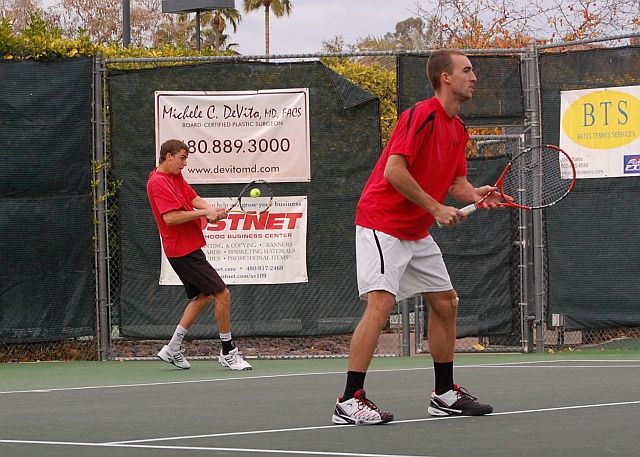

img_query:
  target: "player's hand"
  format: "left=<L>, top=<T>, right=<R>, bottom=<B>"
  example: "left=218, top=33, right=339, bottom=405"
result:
left=475, top=186, right=503, bottom=209
left=205, top=207, right=227, bottom=222
left=434, top=205, right=467, bottom=226
left=215, top=207, right=228, bottom=220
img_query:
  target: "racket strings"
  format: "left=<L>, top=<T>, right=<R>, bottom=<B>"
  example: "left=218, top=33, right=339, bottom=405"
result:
left=238, top=181, right=273, bottom=214
left=501, top=146, right=574, bottom=208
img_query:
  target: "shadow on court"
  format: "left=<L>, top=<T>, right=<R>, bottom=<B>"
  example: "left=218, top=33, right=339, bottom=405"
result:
left=1, top=352, right=639, bottom=457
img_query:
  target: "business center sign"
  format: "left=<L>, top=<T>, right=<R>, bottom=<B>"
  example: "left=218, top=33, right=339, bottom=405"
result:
left=560, top=85, right=640, bottom=178
left=159, top=196, right=309, bottom=285
left=155, top=89, right=311, bottom=183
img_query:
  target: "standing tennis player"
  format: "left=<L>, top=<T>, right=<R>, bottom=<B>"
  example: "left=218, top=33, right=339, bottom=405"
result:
left=332, top=49, right=502, bottom=425
left=147, top=139, right=252, bottom=371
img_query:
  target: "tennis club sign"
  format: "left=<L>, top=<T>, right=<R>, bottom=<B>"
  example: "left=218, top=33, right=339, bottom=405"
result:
left=560, top=85, right=640, bottom=178
left=155, top=89, right=311, bottom=184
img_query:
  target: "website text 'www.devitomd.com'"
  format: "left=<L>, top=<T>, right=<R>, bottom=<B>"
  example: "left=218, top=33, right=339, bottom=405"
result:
left=187, top=165, right=280, bottom=175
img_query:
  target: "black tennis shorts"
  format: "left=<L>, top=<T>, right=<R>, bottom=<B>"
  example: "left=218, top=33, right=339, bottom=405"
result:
left=167, top=249, right=226, bottom=299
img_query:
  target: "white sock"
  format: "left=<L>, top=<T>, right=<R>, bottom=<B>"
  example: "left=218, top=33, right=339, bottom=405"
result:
left=436, top=389, right=458, bottom=406
left=169, top=325, right=188, bottom=351
left=219, top=332, right=232, bottom=342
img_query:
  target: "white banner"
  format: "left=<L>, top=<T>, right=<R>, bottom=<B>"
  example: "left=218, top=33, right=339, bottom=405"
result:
left=159, top=196, right=308, bottom=285
left=560, top=85, right=640, bottom=179
left=155, top=89, right=311, bottom=183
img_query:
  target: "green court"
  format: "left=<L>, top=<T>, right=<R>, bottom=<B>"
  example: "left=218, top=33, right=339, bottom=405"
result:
left=1, top=352, right=639, bottom=457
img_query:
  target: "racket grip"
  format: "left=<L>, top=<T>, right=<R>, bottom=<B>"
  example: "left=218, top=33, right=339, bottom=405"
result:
left=436, top=202, right=479, bottom=228
left=459, top=203, right=478, bottom=216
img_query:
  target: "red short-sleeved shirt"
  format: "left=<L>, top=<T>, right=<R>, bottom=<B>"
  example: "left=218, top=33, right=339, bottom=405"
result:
left=355, top=97, right=468, bottom=240
left=147, top=169, right=205, bottom=258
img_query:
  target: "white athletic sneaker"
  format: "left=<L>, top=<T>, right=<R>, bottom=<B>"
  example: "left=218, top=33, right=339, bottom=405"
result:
left=331, top=389, right=394, bottom=425
left=218, top=348, right=253, bottom=371
left=157, top=345, right=191, bottom=369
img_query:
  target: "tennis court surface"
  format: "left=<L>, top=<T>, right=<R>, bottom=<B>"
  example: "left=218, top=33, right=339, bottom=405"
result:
left=1, top=352, right=638, bottom=457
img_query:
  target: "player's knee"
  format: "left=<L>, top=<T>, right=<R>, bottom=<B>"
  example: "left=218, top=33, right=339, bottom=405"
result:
left=364, top=297, right=395, bottom=329
left=449, top=290, right=459, bottom=308
left=195, top=293, right=213, bottom=306
left=213, top=287, right=230, bottom=303
left=424, top=290, right=458, bottom=318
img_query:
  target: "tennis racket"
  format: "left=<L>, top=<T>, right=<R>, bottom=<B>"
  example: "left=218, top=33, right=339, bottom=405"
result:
left=226, top=179, right=274, bottom=215
left=437, top=144, right=576, bottom=227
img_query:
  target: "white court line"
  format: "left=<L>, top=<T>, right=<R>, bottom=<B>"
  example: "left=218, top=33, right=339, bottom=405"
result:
left=0, top=369, right=373, bottom=395
left=2, top=400, right=638, bottom=456
left=106, top=399, right=640, bottom=445
left=1, top=359, right=638, bottom=395
left=0, top=440, right=435, bottom=457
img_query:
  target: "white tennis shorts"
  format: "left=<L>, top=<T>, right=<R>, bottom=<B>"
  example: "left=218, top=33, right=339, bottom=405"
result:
left=355, top=226, right=453, bottom=301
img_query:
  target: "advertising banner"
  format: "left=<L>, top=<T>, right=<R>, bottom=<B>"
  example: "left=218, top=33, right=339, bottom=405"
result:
left=560, top=85, right=640, bottom=179
left=155, top=89, right=311, bottom=183
left=159, top=196, right=308, bottom=285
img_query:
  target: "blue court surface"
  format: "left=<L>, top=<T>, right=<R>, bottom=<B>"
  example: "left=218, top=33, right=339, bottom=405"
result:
left=1, top=352, right=638, bottom=457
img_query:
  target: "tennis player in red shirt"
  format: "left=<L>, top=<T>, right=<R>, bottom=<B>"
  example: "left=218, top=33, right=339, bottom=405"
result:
left=147, top=139, right=252, bottom=371
left=332, top=49, right=503, bottom=425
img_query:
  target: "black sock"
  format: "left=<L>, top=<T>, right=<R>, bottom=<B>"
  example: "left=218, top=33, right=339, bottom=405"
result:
left=434, top=361, right=454, bottom=395
left=342, top=371, right=366, bottom=400
left=221, top=339, right=236, bottom=355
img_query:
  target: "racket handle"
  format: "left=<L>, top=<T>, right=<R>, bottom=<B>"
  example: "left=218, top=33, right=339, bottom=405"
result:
left=436, top=202, right=478, bottom=228
left=460, top=203, right=478, bottom=216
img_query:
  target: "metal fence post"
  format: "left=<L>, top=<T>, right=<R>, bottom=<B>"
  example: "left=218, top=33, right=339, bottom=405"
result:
left=401, top=299, right=411, bottom=356
left=523, top=42, right=546, bottom=353
left=93, top=55, right=111, bottom=361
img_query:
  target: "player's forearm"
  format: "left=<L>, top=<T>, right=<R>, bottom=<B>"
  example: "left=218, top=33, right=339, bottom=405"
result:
left=448, top=177, right=478, bottom=203
left=384, top=161, right=441, bottom=214
left=163, top=209, right=207, bottom=226
left=191, top=196, right=210, bottom=210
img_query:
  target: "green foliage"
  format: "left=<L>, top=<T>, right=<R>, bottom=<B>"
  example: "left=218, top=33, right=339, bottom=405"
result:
left=323, top=58, right=397, bottom=145
left=0, top=13, right=97, bottom=59
left=0, top=12, right=237, bottom=61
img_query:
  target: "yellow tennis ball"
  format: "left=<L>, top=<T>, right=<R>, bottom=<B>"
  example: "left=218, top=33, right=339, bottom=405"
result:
left=249, top=187, right=261, bottom=198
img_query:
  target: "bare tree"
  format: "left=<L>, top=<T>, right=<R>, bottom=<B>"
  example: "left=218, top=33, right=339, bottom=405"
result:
left=40, top=0, right=240, bottom=50
left=416, top=0, right=639, bottom=47
left=49, top=0, right=162, bottom=46
left=321, top=36, right=348, bottom=53
left=417, top=0, right=537, bottom=47
left=1, top=0, right=44, bottom=31
left=535, top=0, right=640, bottom=41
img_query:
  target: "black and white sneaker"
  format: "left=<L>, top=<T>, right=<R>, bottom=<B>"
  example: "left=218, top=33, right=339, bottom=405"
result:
left=332, top=389, right=394, bottom=425
left=428, top=384, right=493, bottom=416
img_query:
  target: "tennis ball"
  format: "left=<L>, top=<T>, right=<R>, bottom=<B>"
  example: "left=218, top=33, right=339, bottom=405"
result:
left=249, top=187, right=261, bottom=198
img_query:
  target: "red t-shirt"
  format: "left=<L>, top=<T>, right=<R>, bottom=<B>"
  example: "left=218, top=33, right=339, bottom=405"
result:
left=355, top=97, right=468, bottom=240
left=146, top=169, right=205, bottom=258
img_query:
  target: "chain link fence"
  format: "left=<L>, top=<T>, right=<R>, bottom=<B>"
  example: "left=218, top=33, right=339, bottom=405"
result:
left=100, top=37, right=639, bottom=357
left=3, top=35, right=639, bottom=361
